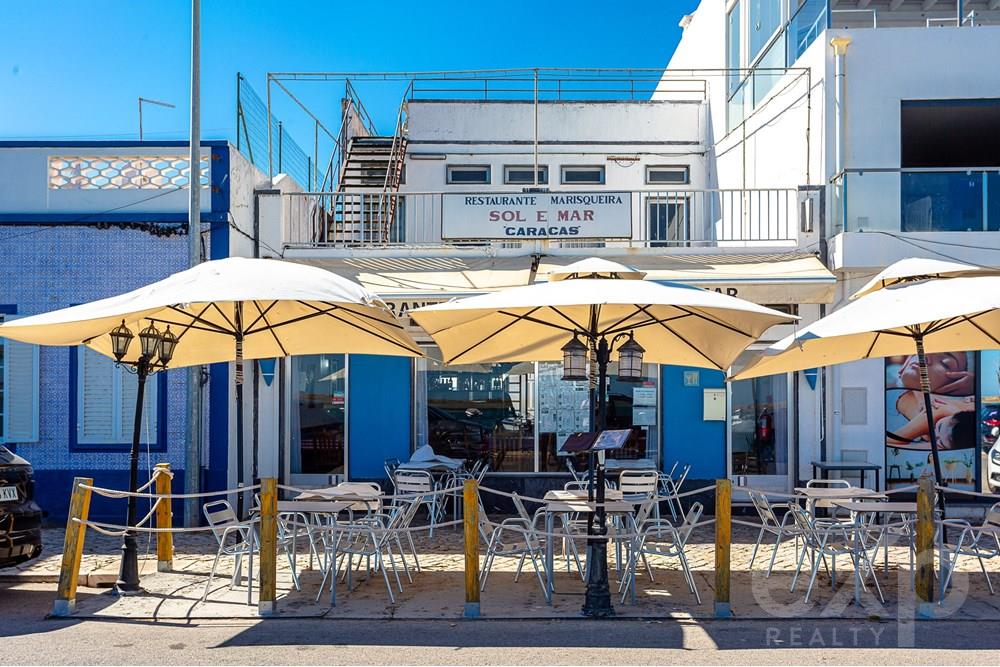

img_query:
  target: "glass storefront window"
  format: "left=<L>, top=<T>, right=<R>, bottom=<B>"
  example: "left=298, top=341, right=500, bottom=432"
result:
left=730, top=374, right=788, bottom=476
left=290, top=354, right=347, bottom=476
left=980, top=351, right=1000, bottom=492
left=415, top=352, right=659, bottom=473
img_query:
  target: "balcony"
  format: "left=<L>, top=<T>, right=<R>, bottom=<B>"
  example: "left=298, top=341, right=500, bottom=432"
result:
left=271, top=188, right=805, bottom=255
left=829, top=167, right=1000, bottom=269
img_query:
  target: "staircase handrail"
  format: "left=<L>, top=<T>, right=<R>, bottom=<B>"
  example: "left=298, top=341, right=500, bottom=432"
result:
left=378, top=81, right=413, bottom=242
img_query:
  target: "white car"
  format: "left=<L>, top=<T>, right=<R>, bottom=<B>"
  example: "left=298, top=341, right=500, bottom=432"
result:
left=989, top=437, right=1000, bottom=494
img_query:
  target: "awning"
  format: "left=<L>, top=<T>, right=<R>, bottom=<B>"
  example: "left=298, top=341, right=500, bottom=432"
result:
left=294, top=253, right=836, bottom=313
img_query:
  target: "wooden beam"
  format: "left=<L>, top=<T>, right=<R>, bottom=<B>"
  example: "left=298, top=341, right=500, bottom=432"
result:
left=257, top=477, right=278, bottom=616
left=463, top=479, right=481, bottom=618
left=53, top=477, right=93, bottom=617
left=990, top=0, right=1000, bottom=10
left=714, top=478, right=732, bottom=618
left=859, top=0, right=873, bottom=8
left=922, top=0, right=938, bottom=10
left=889, top=0, right=907, bottom=10
left=915, top=476, right=935, bottom=618
left=155, top=463, right=173, bottom=572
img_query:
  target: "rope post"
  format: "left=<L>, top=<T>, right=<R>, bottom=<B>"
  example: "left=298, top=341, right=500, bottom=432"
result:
left=155, top=463, right=173, bottom=572
left=916, top=476, right=935, bottom=618
left=463, top=478, right=480, bottom=618
left=258, top=477, right=278, bottom=617
left=714, top=478, right=732, bottom=618
left=53, top=477, right=94, bottom=617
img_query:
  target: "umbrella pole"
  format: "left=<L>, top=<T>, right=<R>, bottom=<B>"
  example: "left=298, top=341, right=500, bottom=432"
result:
left=915, top=335, right=947, bottom=520
left=234, top=303, right=246, bottom=519
left=115, top=357, right=150, bottom=594
left=582, top=337, right=613, bottom=618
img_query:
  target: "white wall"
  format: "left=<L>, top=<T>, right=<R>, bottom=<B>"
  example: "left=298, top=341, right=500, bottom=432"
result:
left=0, top=145, right=211, bottom=213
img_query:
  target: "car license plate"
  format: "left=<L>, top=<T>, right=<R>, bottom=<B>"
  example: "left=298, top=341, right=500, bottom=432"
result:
left=0, top=486, right=17, bottom=502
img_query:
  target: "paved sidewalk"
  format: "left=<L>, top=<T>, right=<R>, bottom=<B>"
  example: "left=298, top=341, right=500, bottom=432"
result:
left=10, top=519, right=1000, bottom=621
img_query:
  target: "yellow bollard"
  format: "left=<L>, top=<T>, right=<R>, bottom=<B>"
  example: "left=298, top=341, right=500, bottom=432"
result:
left=53, top=477, right=94, bottom=617
left=258, top=477, right=278, bottom=616
left=154, top=463, right=173, bottom=572
left=714, top=478, right=732, bottom=618
left=463, top=479, right=480, bottom=618
left=916, top=476, right=935, bottom=618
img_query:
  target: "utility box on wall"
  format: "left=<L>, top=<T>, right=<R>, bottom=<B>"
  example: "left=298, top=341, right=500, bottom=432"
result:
left=703, top=388, right=726, bottom=421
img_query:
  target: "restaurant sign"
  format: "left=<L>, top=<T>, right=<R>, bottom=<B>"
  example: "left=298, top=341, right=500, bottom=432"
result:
left=442, top=192, right=632, bottom=240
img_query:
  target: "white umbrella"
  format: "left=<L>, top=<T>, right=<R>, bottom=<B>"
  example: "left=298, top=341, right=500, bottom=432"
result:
left=0, top=257, right=422, bottom=365
left=411, top=257, right=793, bottom=370
left=411, top=257, right=794, bottom=617
left=850, top=257, right=989, bottom=301
left=733, top=264, right=1000, bottom=511
left=0, top=257, right=419, bottom=590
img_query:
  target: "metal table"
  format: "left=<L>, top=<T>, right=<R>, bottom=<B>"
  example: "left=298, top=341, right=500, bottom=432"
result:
left=831, top=500, right=918, bottom=605
left=811, top=460, right=883, bottom=491
left=541, top=489, right=631, bottom=598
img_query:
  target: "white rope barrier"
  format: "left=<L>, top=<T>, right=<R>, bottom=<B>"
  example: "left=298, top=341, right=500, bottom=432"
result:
left=935, top=485, right=1000, bottom=501
left=78, top=482, right=262, bottom=500
left=72, top=516, right=260, bottom=537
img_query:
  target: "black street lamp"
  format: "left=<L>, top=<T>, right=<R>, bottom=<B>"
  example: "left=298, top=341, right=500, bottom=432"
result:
left=109, top=320, right=178, bottom=594
left=562, top=330, right=645, bottom=618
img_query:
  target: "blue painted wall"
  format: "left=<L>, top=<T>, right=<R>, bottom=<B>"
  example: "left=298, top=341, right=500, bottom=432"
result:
left=348, top=355, right=412, bottom=479
left=661, top=365, right=726, bottom=480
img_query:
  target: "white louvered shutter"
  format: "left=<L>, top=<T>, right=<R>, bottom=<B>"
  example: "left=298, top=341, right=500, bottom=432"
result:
left=3, top=333, right=40, bottom=443
left=79, top=347, right=116, bottom=443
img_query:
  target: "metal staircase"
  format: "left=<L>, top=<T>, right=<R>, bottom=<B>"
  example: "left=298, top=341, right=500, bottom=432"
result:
left=330, top=88, right=409, bottom=245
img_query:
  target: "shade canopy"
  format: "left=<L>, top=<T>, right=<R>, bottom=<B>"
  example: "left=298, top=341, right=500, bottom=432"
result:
left=733, top=273, right=1000, bottom=380
left=410, top=258, right=795, bottom=369
left=850, top=258, right=989, bottom=300
left=0, top=257, right=421, bottom=368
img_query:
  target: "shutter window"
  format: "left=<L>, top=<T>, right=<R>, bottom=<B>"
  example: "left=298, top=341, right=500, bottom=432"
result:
left=3, top=338, right=40, bottom=443
left=77, top=347, right=158, bottom=445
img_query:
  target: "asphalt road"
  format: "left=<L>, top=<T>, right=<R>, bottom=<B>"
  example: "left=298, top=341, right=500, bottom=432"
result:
left=3, top=583, right=1000, bottom=665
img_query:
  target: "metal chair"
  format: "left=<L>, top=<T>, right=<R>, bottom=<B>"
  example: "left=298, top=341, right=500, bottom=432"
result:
left=941, top=502, right=1000, bottom=595
left=805, top=478, right=852, bottom=514
left=788, top=503, right=884, bottom=603
left=619, top=469, right=660, bottom=519
left=393, top=469, right=440, bottom=537
left=747, top=489, right=801, bottom=577
left=660, top=463, right=690, bottom=521
left=619, top=501, right=704, bottom=604
left=478, top=496, right=550, bottom=602
left=202, top=499, right=258, bottom=604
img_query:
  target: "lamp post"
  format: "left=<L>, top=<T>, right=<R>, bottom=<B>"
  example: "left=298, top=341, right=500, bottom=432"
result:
left=109, top=320, right=178, bottom=593
left=562, top=330, right=644, bottom=617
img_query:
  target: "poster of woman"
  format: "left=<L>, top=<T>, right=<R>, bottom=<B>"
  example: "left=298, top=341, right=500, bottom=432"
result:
left=885, top=352, right=977, bottom=489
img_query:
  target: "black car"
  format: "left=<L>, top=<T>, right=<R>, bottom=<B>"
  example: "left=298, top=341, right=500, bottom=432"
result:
left=0, top=445, right=43, bottom=568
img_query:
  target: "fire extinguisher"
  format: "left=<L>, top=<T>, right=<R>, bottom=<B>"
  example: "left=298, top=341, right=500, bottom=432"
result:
left=756, top=408, right=773, bottom=444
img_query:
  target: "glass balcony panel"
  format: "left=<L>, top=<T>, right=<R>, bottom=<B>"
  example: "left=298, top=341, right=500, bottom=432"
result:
left=901, top=172, right=984, bottom=232
left=786, top=0, right=828, bottom=65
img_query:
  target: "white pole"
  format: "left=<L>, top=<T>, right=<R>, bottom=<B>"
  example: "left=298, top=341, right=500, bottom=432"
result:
left=185, top=0, right=203, bottom=526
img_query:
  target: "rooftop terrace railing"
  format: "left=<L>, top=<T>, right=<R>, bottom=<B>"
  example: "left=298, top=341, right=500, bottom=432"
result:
left=276, top=188, right=801, bottom=252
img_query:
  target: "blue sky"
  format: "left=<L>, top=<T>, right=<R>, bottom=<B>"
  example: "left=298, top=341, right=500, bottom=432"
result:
left=2, top=1, right=701, bottom=148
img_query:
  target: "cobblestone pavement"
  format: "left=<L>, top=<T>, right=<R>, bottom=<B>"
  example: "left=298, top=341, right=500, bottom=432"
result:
left=9, top=514, right=1000, bottom=621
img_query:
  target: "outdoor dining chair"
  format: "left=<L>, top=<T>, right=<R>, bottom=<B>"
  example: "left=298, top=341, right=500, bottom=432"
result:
left=619, top=469, right=660, bottom=519
left=202, top=499, right=258, bottom=604
left=659, top=463, right=690, bottom=521
left=393, top=469, right=441, bottom=537
left=788, top=503, right=884, bottom=604
left=478, top=496, right=551, bottom=602
left=747, top=489, right=801, bottom=577
left=618, top=501, right=704, bottom=604
left=805, top=478, right=853, bottom=514
left=940, top=502, right=1000, bottom=595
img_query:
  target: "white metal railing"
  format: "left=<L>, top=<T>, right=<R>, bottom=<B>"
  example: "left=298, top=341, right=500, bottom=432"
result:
left=278, top=189, right=800, bottom=250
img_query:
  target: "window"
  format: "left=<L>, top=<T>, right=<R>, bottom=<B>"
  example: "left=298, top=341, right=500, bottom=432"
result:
left=748, top=0, right=782, bottom=64
left=726, top=2, right=742, bottom=96
left=413, top=353, right=659, bottom=473
left=645, top=166, right=690, bottom=185
left=504, top=166, right=548, bottom=185
left=560, top=166, right=605, bottom=185
left=730, top=372, right=789, bottom=477
left=446, top=165, right=491, bottom=185
left=290, top=354, right=347, bottom=476
left=647, top=196, right=691, bottom=246
left=75, top=347, right=159, bottom=448
left=0, top=313, right=40, bottom=444
left=900, top=100, right=1000, bottom=231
